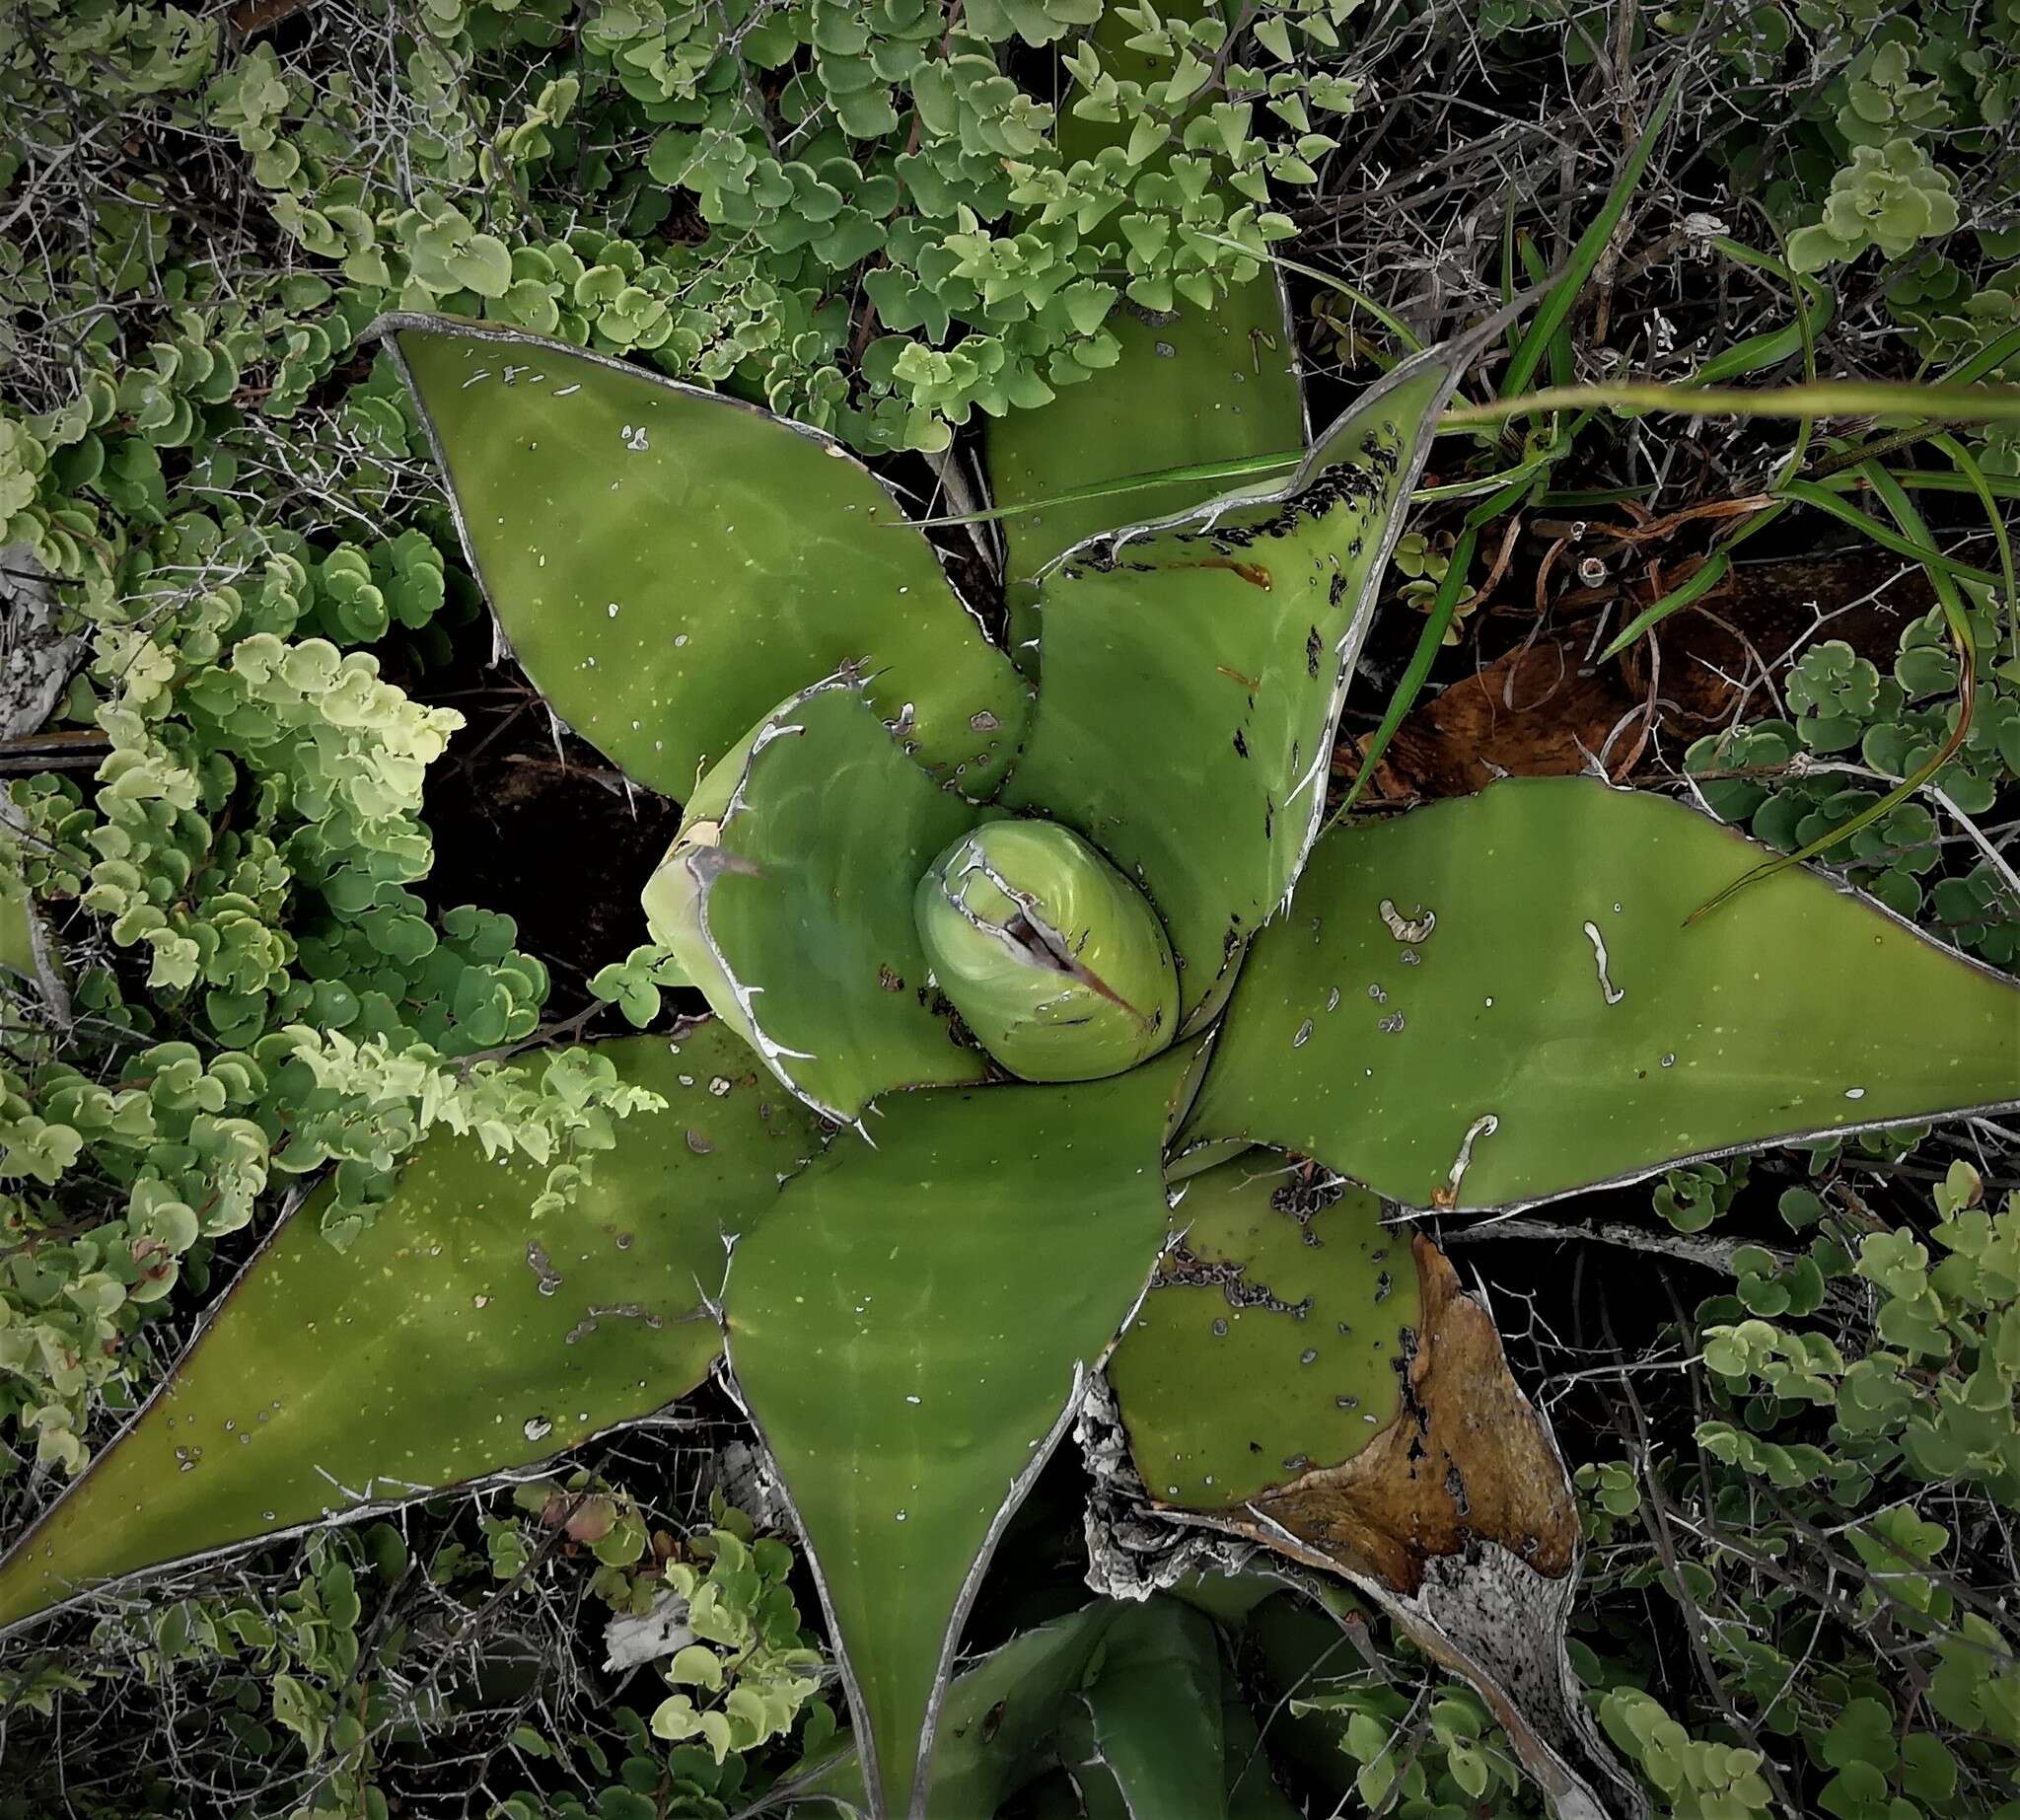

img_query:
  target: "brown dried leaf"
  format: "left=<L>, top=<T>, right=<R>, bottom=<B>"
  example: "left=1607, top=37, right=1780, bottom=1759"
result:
left=1344, top=551, right=1927, bottom=803
left=1239, top=1234, right=1577, bottom=1590
left=1148, top=1236, right=1640, bottom=1819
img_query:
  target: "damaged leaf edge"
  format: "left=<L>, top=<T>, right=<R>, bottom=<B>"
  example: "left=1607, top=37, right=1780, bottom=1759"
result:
left=1104, top=1256, right=1640, bottom=1820
left=676, top=673, right=990, bottom=1128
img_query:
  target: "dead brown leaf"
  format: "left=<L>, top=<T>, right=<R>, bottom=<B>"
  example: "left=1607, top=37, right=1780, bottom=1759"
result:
left=1240, top=1234, right=1577, bottom=1590
left=1343, top=551, right=1932, bottom=803
left=1111, top=1233, right=1637, bottom=1818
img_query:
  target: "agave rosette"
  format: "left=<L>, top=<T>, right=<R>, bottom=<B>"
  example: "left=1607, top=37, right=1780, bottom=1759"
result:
left=1, top=293, right=2014, bottom=1820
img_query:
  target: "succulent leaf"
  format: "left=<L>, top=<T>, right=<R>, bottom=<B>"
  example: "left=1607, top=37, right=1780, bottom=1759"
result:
left=0, top=1029, right=817, bottom=1632
left=988, top=280, right=1305, bottom=674
left=794, top=1600, right=1129, bottom=1813
left=1053, top=1597, right=1230, bottom=1819
left=984, top=0, right=1307, bottom=673
left=724, top=1054, right=1190, bottom=1820
left=1108, top=1156, right=1418, bottom=1508
left=644, top=678, right=989, bottom=1121
left=1000, top=337, right=1476, bottom=1027
left=375, top=315, right=1030, bottom=801
left=1184, top=777, right=2020, bottom=1210
left=914, top=818, right=1179, bottom=1082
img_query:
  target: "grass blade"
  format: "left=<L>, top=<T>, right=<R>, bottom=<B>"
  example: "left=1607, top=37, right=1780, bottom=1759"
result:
left=1445, top=378, right=2020, bottom=428
left=1936, top=321, right=2020, bottom=388
left=1195, top=232, right=1425, bottom=355
left=1689, top=239, right=1835, bottom=389
left=1334, top=473, right=1537, bottom=818
left=1598, top=551, right=1732, bottom=663
left=1500, top=78, right=1680, bottom=401
left=1816, top=469, right=2020, bottom=502
left=1597, top=496, right=1794, bottom=662
left=1775, top=478, right=2002, bottom=588
left=1514, top=230, right=1574, bottom=391
left=903, top=449, right=1304, bottom=529
left=1930, top=429, right=2017, bottom=663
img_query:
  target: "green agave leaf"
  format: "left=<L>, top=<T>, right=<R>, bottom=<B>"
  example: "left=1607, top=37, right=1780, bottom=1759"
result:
left=1055, top=1597, right=1230, bottom=1820
left=792, top=1596, right=1286, bottom=1820
left=725, top=1056, right=1190, bottom=1820
left=1108, top=1156, right=1420, bottom=1508
left=1221, top=1674, right=1306, bottom=1820
left=791, top=1600, right=1130, bottom=1815
left=985, top=0, right=1308, bottom=677
left=913, top=818, right=1180, bottom=1083
left=374, top=314, right=1029, bottom=801
left=0, top=1029, right=817, bottom=1632
left=987, top=279, right=1305, bottom=672
left=1000, top=336, right=1475, bottom=1028
left=644, top=677, right=987, bottom=1121
left=1184, top=778, right=2020, bottom=1210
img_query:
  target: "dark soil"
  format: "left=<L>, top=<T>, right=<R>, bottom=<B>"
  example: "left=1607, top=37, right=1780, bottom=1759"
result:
left=413, top=679, right=684, bottom=1001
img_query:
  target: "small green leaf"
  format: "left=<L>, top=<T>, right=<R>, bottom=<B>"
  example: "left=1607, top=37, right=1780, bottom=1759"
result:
left=669, top=1643, right=726, bottom=1691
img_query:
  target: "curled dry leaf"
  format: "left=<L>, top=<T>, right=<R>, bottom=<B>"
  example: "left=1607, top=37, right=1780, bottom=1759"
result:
left=1121, top=1235, right=1640, bottom=1820
left=1234, top=1235, right=1577, bottom=1591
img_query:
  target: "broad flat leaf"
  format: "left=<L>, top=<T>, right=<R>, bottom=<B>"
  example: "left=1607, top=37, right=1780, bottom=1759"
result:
left=1108, top=1156, right=1419, bottom=1508
left=725, top=1056, right=1189, bottom=1820
left=0, top=1029, right=816, bottom=1632
left=987, top=277, right=1305, bottom=671
left=377, top=314, right=1029, bottom=801
left=1000, top=342, right=1470, bottom=1028
left=645, top=678, right=987, bottom=1121
left=1185, top=778, right=2020, bottom=1209
left=1056, top=1598, right=1228, bottom=1819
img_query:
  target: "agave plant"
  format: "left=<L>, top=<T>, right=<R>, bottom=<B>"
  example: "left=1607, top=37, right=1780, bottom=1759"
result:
left=1, top=298, right=2014, bottom=1820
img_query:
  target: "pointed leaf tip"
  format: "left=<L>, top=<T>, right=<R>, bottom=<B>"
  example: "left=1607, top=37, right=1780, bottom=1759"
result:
left=376, top=314, right=1027, bottom=803
left=1185, top=778, right=2020, bottom=1211
left=725, top=1055, right=1190, bottom=1819
left=0, top=1030, right=816, bottom=1632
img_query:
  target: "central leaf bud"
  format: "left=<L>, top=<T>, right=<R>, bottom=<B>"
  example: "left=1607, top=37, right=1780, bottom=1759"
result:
left=914, top=820, right=1179, bottom=1083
